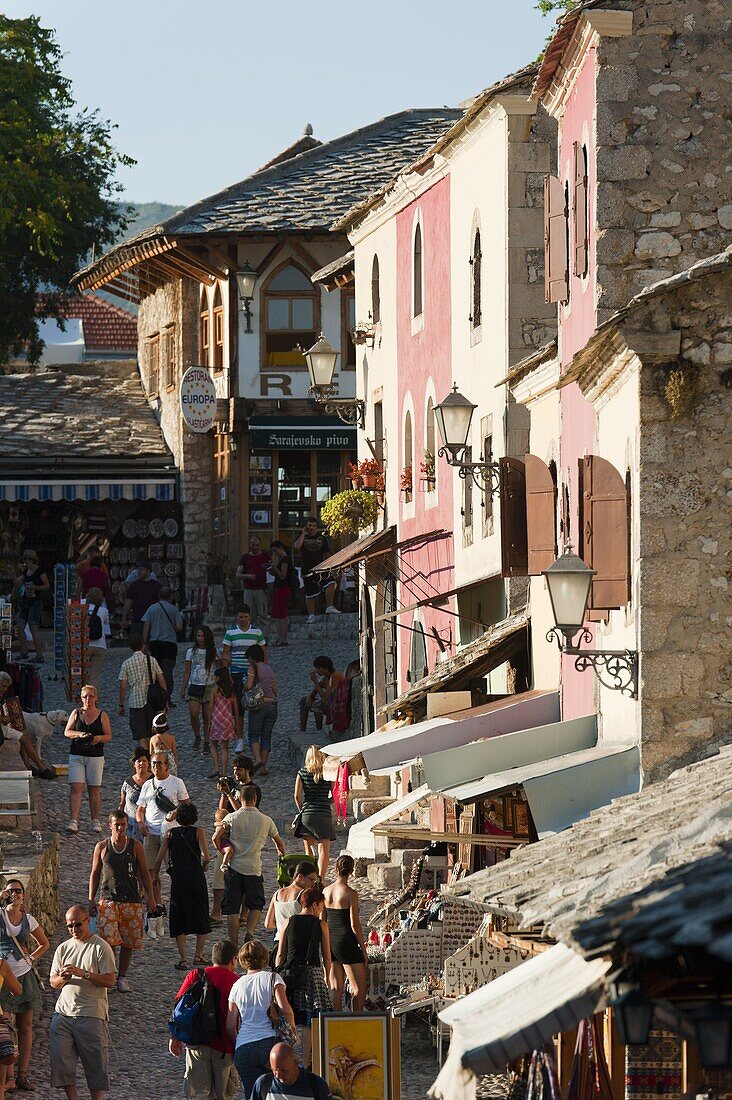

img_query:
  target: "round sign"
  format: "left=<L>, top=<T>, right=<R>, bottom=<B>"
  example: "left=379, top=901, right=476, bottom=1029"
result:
left=180, top=366, right=217, bottom=433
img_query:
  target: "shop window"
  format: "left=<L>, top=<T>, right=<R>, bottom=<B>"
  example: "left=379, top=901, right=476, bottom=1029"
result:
left=573, top=142, right=589, bottom=279
left=371, top=254, right=380, bottom=324
left=262, top=262, right=317, bottom=370
left=544, top=175, right=569, bottom=304
left=470, top=228, right=482, bottom=330
left=199, top=289, right=210, bottom=366
left=147, top=333, right=160, bottom=396
left=342, top=291, right=356, bottom=368
left=413, top=222, right=423, bottom=318
left=163, top=324, right=176, bottom=390
left=212, top=284, right=224, bottom=373
left=408, top=619, right=428, bottom=683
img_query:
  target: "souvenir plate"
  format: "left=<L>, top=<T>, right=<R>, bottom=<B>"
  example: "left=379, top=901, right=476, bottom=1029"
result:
left=135, top=519, right=149, bottom=538
left=163, top=518, right=178, bottom=538
left=164, top=561, right=180, bottom=576
left=122, top=519, right=137, bottom=540
left=118, top=547, right=130, bottom=564
left=109, top=548, right=120, bottom=564
left=148, top=518, right=165, bottom=538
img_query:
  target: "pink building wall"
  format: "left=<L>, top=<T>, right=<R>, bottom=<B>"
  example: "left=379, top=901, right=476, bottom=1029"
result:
left=559, top=44, right=598, bottom=719
left=395, top=177, right=455, bottom=691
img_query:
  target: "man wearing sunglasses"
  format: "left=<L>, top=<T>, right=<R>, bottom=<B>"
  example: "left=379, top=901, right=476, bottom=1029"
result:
left=49, top=904, right=116, bottom=1099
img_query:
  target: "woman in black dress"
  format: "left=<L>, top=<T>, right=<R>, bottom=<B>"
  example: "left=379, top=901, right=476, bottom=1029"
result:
left=275, top=887, right=332, bottom=1068
left=153, top=802, right=211, bottom=969
left=323, top=854, right=368, bottom=1011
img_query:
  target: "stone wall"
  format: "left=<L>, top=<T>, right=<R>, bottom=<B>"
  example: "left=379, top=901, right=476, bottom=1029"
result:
left=636, top=269, right=732, bottom=780
left=595, top=0, right=732, bottom=318
left=0, top=833, right=60, bottom=937
left=137, top=276, right=213, bottom=584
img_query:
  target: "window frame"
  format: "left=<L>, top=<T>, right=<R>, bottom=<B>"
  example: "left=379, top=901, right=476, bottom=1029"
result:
left=341, top=290, right=356, bottom=370
left=412, top=218, right=423, bottom=321
left=212, top=284, right=224, bottom=374
left=199, top=289, right=210, bottom=367
left=371, top=254, right=381, bottom=324
left=147, top=333, right=160, bottom=397
left=261, top=260, right=319, bottom=372
left=470, top=227, right=482, bottom=333
left=163, top=323, right=176, bottom=390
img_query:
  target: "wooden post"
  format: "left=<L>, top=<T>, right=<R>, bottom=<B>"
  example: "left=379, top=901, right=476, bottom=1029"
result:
left=556, top=1027, right=578, bottom=1093
left=606, top=1009, right=626, bottom=1100
left=682, top=1040, right=703, bottom=1096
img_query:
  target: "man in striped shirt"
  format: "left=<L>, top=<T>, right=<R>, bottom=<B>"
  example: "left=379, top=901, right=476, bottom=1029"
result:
left=222, top=607, right=267, bottom=750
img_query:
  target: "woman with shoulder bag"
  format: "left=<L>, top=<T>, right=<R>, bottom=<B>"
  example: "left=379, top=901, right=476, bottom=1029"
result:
left=244, top=645, right=277, bottom=777
left=180, top=626, right=218, bottom=752
left=64, top=684, right=113, bottom=834
left=0, top=879, right=49, bottom=1093
left=227, top=939, right=295, bottom=1096
left=275, top=887, right=332, bottom=1068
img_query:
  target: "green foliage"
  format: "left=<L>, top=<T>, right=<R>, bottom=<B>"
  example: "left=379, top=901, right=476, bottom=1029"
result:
left=0, top=16, right=134, bottom=363
left=535, top=0, right=578, bottom=15
left=320, top=490, right=379, bottom=537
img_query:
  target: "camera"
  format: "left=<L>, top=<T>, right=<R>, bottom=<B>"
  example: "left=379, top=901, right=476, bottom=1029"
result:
left=218, top=776, right=234, bottom=794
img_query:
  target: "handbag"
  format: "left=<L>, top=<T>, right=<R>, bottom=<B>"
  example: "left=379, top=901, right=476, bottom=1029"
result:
left=282, top=916, right=320, bottom=997
left=146, top=654, right=168, bottom=713
left=152, top=780, right=178, bottom=814
left=243, top=666, right=264, bottom=711
left=267, top=973, right=298, bottom=1047
left=1, top=912, right=45, bottom=991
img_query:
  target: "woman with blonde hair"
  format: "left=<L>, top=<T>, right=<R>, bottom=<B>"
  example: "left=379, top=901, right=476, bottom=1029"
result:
left=293, top=745, right=335, bottom=880
left=64, top=684, right=112, bottom=834
left=226, top=938, right=294, bottom=1096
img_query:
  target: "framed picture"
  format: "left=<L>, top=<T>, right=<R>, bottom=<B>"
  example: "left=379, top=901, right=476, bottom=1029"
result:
left=166, top=543, right=184, bottom=559
left=250, top=507, right=272, bottom=527
left=250, top=481, right=272, bottom=499
left=249, top=454, right=272, bottom=472
left=511, top=798, right=531, bottom=838
left=313, top=1013, right=400, bottom=1100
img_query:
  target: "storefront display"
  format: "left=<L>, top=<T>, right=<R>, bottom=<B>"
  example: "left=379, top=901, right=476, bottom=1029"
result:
left=65, top=598, right=88, bottom=702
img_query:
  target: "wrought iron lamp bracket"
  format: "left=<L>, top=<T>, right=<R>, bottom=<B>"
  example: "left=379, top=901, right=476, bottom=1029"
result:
left=546, top=627, right=638, bottom=698
left=437, top=446, right=500, bottom=497
left=308, top=386, right=366, bottom=429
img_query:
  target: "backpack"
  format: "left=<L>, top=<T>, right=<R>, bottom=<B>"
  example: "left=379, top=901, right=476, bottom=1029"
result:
left=168, top=968, right=219, bottom=1045
left=88, top=605, right=103, bottom=642
left=259, top=1070, right=318, bottom=1098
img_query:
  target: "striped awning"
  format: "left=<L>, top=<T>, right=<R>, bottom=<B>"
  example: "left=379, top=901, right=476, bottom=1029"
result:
left=0, top=479, right=176, bottom=502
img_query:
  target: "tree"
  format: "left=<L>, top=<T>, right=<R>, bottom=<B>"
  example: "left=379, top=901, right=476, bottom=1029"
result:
left=0, top=16, right=133, bottom=364
left=535, top=0, right=578, bottom=15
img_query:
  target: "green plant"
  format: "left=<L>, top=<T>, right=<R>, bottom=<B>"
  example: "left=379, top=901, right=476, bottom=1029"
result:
left=420, top=451, right=435, bottom=478
left=664, top=366, right=697, bottom=420
left=321, top=490, right=379, bottom=536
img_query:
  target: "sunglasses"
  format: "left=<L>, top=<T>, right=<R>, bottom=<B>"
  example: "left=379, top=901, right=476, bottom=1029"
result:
left=6, top=888, right=23, bottom=895
left=151, top=761, right=166, bottom=767
left=66, top=919, right=88, bottom=929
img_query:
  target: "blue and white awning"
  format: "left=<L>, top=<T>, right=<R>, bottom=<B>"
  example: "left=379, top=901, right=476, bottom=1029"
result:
left=0, top=479, right=175, bottom=502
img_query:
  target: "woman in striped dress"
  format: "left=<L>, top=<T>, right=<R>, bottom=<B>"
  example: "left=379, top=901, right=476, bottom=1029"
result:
left=293, top=745, right=335, bottom=880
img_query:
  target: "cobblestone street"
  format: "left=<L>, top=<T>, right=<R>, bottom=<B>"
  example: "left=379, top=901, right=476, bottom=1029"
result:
left=26, top=631, right=455, bottom=1098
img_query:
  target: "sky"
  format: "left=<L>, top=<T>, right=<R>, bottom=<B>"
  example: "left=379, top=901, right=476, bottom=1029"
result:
left=5, top=1, right=554, bottom=207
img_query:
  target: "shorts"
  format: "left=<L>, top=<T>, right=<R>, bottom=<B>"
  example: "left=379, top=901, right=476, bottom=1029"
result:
left=50, top=1013, right=110, bottom=1092
left=304, top=572, right=336, bottom=599
left=248, top=702, right=278, bottom=752
left=129, top=705, right=151, bottom=741
left=97, top=900, right=144, bottom=950
left=212, top=850, right=225, bottom=891
left=68, top=754, right=105, bottom=786
left=144, top=833, right=163, bottom=872
left=221, top=870, right=265, bottom=915
left=187, top=684, right=205, bottom=701
left=18, top=597, right=43, bottom=627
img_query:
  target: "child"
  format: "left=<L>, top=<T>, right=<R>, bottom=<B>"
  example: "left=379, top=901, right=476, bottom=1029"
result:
left=149, top=712, right=178, bottom=775
left=211, top=807, right=234, bottom=923
left=208, top=666, right=238, bottom=779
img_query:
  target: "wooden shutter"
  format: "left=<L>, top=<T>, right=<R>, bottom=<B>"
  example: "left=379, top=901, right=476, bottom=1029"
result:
left=360, top=591, right=375, bottom=735
left=544, top=175, right=569, bottom=303
left=500, top=457, right=528, bottom=577
left=580, top=455, right=629, bottom=609
left=525, top=454, right=557, bottom=575
left=573, top=143, right=588, bottom=279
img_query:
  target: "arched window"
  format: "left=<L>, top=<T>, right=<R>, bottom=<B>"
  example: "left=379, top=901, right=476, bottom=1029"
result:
left=471, top=229, right=482, bottom=329
left=262, top=262, right=317, bottom=368
left=199, top=289, right=210, bottom=366
left=403, top=408, right=413, bottom=503
left=371, top=254, right=380, bottom=324
left=413, top=222, right=423, bottom=318
left=212, top=284, right=224, bottom=372
left=409, top=620, right=428, bottom=683
left=426, top=396, right=435, bottom=460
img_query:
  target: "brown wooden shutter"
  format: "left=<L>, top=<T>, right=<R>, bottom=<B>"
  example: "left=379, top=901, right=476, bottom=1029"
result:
left=544, top=175, right=569, bottom=304
left=573, top=143, right=588, bottom=279
left=525, top=454, right=557, bottom=575
left=580, top=455, right=629, bottom=609
left=500, top=457, right=528, bottom=577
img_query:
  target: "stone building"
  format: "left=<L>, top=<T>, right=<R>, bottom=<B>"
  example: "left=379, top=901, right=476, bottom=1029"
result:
left=75, top=111, right=461, bottom=586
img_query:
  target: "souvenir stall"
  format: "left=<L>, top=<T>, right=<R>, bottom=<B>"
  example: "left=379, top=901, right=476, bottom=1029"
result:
left=107, top=508, right=184, bottom=636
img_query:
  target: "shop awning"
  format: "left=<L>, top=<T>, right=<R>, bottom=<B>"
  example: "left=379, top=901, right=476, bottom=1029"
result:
left=311, top=526, right=395, bottom=574
left=378, top=611, right=529, bottom=717
left=347, top=783, right=431, bottom=859
left=322, top=689, right=559, bottom=775
left=0, top=478, right=176, bottom=502
left=248, top=416, right=356, bottom=450
left=430, top=944, right=611, bottom=1099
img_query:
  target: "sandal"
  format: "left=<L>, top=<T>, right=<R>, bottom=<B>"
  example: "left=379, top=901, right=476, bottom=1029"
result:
left=193, top=737, right=201, bottom=751
left=203, top=742, right=211, bottom=754
left=193, top=954, right=208, bottom=965
left=173, top=960, right=189, bottom=971
left=15, top=1075, right=34, bottom=1091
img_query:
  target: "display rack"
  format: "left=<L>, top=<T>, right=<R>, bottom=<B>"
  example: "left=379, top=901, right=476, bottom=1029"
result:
left=54, top=563, right=76, bottom=673
left=64, top=598, right=88, bottom=702
left=0, top=598, right=12, bottom=667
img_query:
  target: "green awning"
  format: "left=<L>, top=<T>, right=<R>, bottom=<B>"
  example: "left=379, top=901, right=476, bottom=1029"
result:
left=248, top=416, right=356, bottom=450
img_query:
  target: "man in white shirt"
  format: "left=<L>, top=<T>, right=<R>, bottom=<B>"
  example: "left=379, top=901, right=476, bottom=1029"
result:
left=213, top=785, right=285, bottom=947
left=136, top=752, right=189, bottom=906
left=49, top=904, right=117, bottom=1100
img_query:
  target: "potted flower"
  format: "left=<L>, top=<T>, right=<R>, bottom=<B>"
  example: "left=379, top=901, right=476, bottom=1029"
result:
left=321, top=490, right=379, bottom=536
left=348, top=462, right=362, bottom=489
left=400, top=464, right=413, bottom=501
left=358, top=457, right=383, bottom=489
left=419, top=451, right=436, bottom=491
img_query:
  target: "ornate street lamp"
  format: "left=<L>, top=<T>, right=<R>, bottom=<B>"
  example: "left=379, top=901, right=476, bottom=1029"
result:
left=543, top=546, right=638, bottom=697
left=303, top=333, right=365, bottom=428
left=610, top=982, right=654, bottom=1047
left=693, top=1004, right=732, bottom=1068
left=434, top=384, right=500, bottom=496
left=236, top=262, right=257, bottom=334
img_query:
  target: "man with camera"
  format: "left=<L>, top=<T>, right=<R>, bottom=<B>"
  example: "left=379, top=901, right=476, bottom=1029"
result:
left=135, top=753, right=189, bottom=908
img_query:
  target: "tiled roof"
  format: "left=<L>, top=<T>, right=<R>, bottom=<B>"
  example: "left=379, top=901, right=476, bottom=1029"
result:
left=533, top=0, right=618, bottom=101
left=255, top=125, right=322, bottom=173
left=448, top=745, right=732, bottom=964
left=77, top=109, right=462, bottom=288
left=0, top=363, right=171, bottom=461
left=60, top=294, right=137, bottom=353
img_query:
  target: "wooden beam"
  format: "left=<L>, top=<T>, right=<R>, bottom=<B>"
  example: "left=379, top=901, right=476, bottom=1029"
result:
left=174, top=245, right=227, bottom=281
left=371, top=825, right=526, bottom=847
left=289, top=239, right=321, bottom=273
left=188, top=241, right=232, bottom=274
left=151, top=253, right=217, bottom=285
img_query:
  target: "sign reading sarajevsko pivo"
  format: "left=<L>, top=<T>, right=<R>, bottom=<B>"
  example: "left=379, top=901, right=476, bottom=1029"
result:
left=180, top=366, right=217, bottom=433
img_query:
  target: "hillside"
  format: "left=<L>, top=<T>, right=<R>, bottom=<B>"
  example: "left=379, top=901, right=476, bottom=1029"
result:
left=116, top=201, right=182, bottom=241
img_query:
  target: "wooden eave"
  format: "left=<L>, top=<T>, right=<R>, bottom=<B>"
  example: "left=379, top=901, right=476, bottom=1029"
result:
left=77, top=237, right=228, bottom=300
